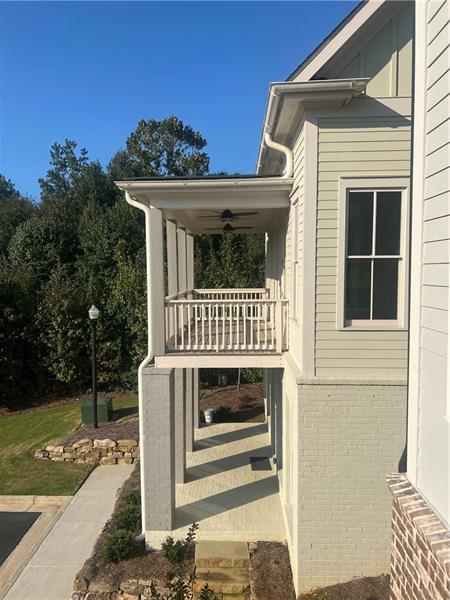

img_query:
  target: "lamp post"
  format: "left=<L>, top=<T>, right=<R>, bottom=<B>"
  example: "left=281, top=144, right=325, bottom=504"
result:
left=88, top=305, right=99, bottom=428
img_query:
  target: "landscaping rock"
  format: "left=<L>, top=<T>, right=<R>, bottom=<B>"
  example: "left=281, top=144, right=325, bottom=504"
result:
left=117, top=439, right=138, bottom=448
left=73, top=438, right=93, bottom=449
left=35, top=434, right=138, bottom=466
left=47, top=445, right=64, bottom=453
left=34, top=449, right=48, bottom=459
left=94, top=439, right=117, bottom=448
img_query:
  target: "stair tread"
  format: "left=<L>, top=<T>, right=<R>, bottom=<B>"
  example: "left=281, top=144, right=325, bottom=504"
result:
left=196, top=566, right=249, bottom=582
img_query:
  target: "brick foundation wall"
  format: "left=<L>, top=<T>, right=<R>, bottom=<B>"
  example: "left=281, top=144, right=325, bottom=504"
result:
left=387, top=473, right=450, bottom=600
left=289, top=377, right=407, bottom=593
left=34, top=438, right=139, bottom=465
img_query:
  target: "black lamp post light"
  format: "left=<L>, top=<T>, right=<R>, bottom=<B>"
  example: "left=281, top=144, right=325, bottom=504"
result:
left=88, top=304, right=99, bottom=428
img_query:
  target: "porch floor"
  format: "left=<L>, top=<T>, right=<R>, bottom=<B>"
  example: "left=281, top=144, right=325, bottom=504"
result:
left=147, top=422, right=286, bottom=545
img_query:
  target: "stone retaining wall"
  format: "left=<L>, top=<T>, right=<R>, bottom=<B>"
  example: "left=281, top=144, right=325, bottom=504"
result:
left=71, top=578, right=168, bottom=600
left=34, top=438, right=139, bottom=465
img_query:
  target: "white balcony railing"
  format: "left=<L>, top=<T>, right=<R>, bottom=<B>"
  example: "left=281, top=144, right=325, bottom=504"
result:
left=164, top=289, right=288, bottom=354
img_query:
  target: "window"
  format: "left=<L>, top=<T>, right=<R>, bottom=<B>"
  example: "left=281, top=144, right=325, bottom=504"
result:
left=341, top=184, right=407, bottom=327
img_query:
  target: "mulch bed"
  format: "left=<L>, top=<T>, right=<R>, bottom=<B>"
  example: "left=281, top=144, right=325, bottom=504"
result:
left=63, top=418, right=139, bottom=446
left=249, top=541, right=296, bottom=600
left=200, top=383, right=264, bottom=423
left=297, top=575, right=390, bottom=600
left=74, top=466, right=193, bottom=595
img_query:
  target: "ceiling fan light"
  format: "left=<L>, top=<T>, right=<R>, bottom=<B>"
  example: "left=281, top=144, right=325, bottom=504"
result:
left=223, top=223, right=233, bottom=232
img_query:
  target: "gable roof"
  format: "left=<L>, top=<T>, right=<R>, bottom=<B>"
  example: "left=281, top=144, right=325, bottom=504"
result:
left=287, top=0, right=398, bottom=82
left=287, top=0, right=366, bottom=81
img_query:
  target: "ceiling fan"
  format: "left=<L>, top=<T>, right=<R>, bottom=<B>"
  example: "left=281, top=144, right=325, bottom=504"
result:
left=198, top=209, right=258, bottom=224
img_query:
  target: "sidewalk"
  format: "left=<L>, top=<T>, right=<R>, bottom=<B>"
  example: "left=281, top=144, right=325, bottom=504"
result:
left=4, top=464, right=133, bottom=600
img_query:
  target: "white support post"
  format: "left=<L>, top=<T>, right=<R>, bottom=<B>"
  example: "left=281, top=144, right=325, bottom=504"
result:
left=167, top=220, right=178, bottom=296
left=177, top=228, right=187, bottom=294
left=186, top=233, right=194, bottom=295
left=166, top=220, right=178, bottom=345
left=150, top=207, right=165, bottom=356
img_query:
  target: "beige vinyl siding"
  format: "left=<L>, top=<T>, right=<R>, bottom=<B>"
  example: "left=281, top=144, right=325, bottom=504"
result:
left=414, top=0, right=449, bottom=521
left=315, top=115, right=411, bottom=378
left=336, top=2, right=413, bottom=98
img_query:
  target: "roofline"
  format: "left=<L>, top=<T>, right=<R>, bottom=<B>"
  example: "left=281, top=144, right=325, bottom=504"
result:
left=286, top=0, right=367, bottom=81
left=256, top=78, right=370, bottom=174
left=287, top=0, right=390, bottom=83
left=115, top=175, right=294, bottom=193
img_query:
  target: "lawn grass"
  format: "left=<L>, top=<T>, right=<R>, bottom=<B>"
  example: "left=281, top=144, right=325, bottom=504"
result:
left=0, top=395, right=138, bottom=496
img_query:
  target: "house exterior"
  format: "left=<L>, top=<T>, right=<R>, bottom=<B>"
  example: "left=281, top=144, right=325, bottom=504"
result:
left=113, top=1, right=440, bottom=595
left=387, top=1, right=450, bottom=599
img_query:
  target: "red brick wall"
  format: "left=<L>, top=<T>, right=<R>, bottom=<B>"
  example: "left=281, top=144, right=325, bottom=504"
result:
left=387, top=474, right=450, bottom=600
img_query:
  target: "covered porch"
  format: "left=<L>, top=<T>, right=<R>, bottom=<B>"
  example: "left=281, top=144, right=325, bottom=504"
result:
left=114, top=174, right=291, bottom=544
left=115, top=174, right=293, bottom=368
left=146, top=420, right=286, bottom=547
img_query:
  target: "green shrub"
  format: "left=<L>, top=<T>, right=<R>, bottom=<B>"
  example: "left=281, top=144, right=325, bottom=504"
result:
left=241, top=368, right=262, bottom=384
left=113, top=503, right=141, bottom=534
left=161, top=535, right=184, bottom=564
left=121, top=487, right=141, bottom=507
left=100, top=529, right=134, bottom=564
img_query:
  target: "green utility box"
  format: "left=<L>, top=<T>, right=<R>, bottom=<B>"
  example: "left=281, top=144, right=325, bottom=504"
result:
left=82, top=397, right=113, bottom=425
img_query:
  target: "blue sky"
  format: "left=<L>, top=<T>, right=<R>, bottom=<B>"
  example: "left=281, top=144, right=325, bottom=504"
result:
left=0, top=1, right=358, bottom=200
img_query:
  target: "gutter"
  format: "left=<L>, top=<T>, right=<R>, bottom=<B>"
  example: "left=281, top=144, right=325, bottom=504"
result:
left=124, top=191, right=152, bottom=542
left=115, top=176, right=293, bottom=192
left=257, top=78, right=370, bottom=174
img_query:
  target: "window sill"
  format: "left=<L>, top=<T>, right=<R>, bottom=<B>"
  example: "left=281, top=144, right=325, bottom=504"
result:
left=338, top=325, right=408, bottom=332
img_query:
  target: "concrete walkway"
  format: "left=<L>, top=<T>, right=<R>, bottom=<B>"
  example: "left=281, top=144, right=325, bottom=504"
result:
left=4, top=465, right=133, bottom=600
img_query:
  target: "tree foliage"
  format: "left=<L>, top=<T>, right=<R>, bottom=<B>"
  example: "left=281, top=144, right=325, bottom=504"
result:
left=0, top=116, right=264, bottom=407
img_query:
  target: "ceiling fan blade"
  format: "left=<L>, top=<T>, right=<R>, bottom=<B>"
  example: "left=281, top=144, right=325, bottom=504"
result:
left=198, top=213, right=223, bottom=219
left=232, top=226, right=253, bottom=230
left=233, top=212, right=259, bottom=217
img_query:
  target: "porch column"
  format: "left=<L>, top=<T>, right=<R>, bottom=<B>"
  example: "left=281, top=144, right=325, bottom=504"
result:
left=174, top=369, right=186, bottom=483
left=141, top=366, right=175, bottom=532
left=185, top=368, right=194, bottom=452
left=193, top=368, right=200, bottom=429
left=186, top=233, right=194, bottom=291
left=166, top=220, right=178, bottom=296
left=149, top=207, right=165, bottom=355
left=177, top=227, right=187, bottom=293
left=166, top=220, right=178, bottom=343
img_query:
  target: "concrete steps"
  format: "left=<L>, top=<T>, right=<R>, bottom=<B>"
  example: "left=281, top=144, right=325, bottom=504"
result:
left=194, top=541, right=250, bottom=600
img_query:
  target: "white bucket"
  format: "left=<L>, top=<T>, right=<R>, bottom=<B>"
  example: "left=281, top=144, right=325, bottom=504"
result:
left=204, top=408, right=214, bottom=424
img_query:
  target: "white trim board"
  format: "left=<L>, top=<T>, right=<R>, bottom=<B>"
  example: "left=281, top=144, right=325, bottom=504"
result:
left=154, top=353, right=285, bottom=369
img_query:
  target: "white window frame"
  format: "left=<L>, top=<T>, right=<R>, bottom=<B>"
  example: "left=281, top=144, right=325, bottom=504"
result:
left=338, top=176, right=410, bottom=330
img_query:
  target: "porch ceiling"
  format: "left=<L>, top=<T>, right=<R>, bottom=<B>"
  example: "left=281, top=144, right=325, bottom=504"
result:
left=115, top=175, right=293, bottom=233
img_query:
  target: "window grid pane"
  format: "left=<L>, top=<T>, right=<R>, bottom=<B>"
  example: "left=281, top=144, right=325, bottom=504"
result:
left=345, top=189, right=402, bottom=323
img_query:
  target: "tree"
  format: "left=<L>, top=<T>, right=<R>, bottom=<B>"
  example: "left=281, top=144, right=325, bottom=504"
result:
left=0, top=175, right=35, bottom=255
left=0, top=115, right=267, bottom=406
left=108, top=116, right=209, bottom=178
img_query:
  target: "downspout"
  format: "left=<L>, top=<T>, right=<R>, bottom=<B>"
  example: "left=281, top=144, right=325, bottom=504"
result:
left=124, top=191, right=152, bottom=542
left=263, top=132, right=293, bottom=178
